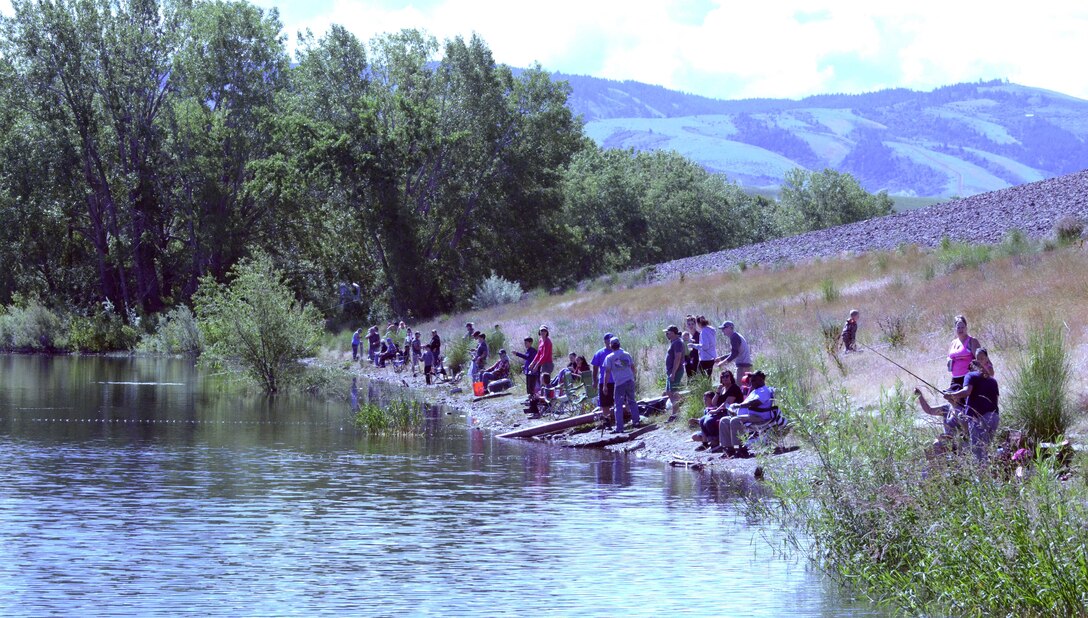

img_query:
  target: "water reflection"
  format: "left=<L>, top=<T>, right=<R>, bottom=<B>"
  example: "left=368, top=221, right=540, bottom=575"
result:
left=0, top=355, right=881, bottom=617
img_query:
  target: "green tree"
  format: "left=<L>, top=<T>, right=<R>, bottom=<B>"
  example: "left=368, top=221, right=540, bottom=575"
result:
left=193, top=254, right=323, bottom=392
left=773, top=168, right=894, bottom=235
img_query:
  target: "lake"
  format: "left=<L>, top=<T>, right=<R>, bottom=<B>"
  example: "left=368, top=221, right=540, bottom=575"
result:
left=0, top=355, right=880, bottom=616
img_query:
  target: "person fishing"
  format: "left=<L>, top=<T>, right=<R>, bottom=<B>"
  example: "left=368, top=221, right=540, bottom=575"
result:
left=915, top=356, right=999, bottom=462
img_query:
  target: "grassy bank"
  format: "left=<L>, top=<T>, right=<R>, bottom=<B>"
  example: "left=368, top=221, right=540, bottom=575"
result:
left=322, top=235, right=1088, bottom=614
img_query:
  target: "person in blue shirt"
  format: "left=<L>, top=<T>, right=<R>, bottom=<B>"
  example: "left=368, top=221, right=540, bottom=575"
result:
left=591, top=332, right=615, bottom=421
left=604, top=337, right=639, bottom=434
left=514, top=337, right=538, bottom=401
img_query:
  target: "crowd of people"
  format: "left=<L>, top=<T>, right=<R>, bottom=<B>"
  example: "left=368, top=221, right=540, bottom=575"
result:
left=351, top=308, right=1002, bottom=463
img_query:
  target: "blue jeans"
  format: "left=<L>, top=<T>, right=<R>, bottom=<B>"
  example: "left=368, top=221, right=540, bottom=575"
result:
left=968, top=412, right=999, bottom=462
left=613, top=380, right=638, bottom=431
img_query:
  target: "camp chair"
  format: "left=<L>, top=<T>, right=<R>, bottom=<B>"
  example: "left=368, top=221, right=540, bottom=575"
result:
left=540, top=371, right=580, bottom=418
left=737, top=387, right=789, bottom=448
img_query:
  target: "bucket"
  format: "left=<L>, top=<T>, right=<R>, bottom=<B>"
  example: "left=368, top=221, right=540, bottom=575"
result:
left=473, top=381, right=485, bottom=397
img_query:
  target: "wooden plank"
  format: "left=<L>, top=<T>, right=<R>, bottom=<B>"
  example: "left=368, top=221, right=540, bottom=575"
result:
left=471, top=392, right=512, bottom=403
left=496, top=412, right=599, bottom=439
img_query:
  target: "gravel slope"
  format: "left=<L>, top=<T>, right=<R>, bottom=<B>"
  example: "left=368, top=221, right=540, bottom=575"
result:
left=653, top=169, right=1088, bottom=280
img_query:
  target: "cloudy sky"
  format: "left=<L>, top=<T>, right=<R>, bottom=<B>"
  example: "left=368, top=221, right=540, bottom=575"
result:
left=3, top=0, right=1086, bottom=100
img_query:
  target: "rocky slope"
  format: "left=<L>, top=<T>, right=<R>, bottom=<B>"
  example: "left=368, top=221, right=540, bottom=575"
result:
left=653, top=169, right=1088, bottom=280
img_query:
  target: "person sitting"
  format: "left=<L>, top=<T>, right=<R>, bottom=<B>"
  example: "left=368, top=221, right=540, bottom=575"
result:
left=715, top=370, right=776, bottom=457
left=693, top=371, right=745, bottom=450
left=377, top=337, right=399, bottom=367
left=547, top=352, right=580, bottom=389
left=480, top=349, right=511, bottom=388
left=916, top=358, right=999, bottom=462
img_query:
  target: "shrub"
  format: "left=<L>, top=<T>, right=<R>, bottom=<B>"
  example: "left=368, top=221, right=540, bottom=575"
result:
left=759, top=385, right=1088, bottom=617
left=470, top=273, right=523, bottom=309
left=819, top=317, right=842, bottom=355
left=819, top=278, right=840, bottom=303
left=486, top=327, right=506, bottom=360
left=1054, top=215, right=1084, bottom=246
left=681, top=372, right=712, bottom=422
left=877, top=314, right=909, bottom=348
left=194, top=254, right=324, bottom=393
left=137, top=306, right=203, bottom=356
left=935, top=240, right=993, bottom=273
left=0, top=298, right=65, bottom=351
left=66, top=299, right=140, bottom=352
left=1007, top=321, right=1072, bottom=442
left=444, top=334, right=472, bottom=376
left=996, top=228, right=1032, bottom=258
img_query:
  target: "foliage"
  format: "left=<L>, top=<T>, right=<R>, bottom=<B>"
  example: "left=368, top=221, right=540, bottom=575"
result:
left=758, top=383, right=1088, bottom=616
left=471, top=273, right=523, bottom=309
left=935, top=236, right=994, bottom=273
left=681, top=372, right=712, bottom=422
left=877, top=314, right=910, bottom=348
left=1054, top=215, right=1084, bottom=246
left=1007, top=321, right=1073, bottom=442
left=0, top=297, right=65, bottom=351
left=819, top=278, right=840, bottom=303
left=771, top=168, right=894, bottom=236
left=137, top=306, right=203, bottom=356
left=444, top=334, right=473, bottom=377
left=193, top=255, right=324, bottom=392
left=353, top=399, right=425, bottom=435
left=66, top=304, right=141, bottom=353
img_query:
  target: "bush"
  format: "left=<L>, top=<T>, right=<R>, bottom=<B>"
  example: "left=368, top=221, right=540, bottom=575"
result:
left=681, top=372, right=712, bottom=422
left=877, top=313, right=910, bottom=348
left=819, top=278, right=840, bottom=303
left=1007, top=321, right=1072, bottom=442
left=137, top=306, right=203, bottom=356
left=935, top=239, right=993, bottom=273
left=470, top=273, right=523, bottom=309
left=444, top=334, right=472, bottom=376
left=0, top=298, right=65, bottom=351
left=194, top=254, right=324, bottom=392
left=1054, top=215, right=1084, bottom=246
left=759, top=385, right=1088, bottom=617
left=66, top=299, right=140, bottom=352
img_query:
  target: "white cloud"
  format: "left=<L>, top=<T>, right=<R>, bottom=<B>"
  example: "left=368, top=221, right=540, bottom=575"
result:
left=256, top=0, right=1088, bottom=100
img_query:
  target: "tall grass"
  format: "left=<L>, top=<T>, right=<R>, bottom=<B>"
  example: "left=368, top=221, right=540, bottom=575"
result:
left=1007, top=320, right=1073, bottom=441
left=757, top=380, right=1088, bottom=616
left=353, top=398, right=425, bottom=435
left=445, top=335, right=472, bottom=376
left=680, top=373, right=712, bottom=421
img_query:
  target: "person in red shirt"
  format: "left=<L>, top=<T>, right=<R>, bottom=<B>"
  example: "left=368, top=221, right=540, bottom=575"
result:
left=528, top=325, right=554, bottom=388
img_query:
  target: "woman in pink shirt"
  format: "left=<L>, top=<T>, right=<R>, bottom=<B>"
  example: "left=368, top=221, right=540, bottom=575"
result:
left=947, top=315, right=981, bottom=388
left=529, top=325, right=554, bottom=387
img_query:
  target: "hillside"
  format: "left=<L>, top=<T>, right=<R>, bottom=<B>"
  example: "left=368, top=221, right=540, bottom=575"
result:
left=652, top=168, right=1088, bottom=280
left=558, top=75, right=1088, bottom=198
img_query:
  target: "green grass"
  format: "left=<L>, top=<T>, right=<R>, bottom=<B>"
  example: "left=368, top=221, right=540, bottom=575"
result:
left=1008, top=321, right=1073, bottom=442
left=353, top=398, right=425, bottom=435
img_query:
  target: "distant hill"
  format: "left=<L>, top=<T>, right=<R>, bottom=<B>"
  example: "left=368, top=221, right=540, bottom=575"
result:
left=555, top=75, right=1088, bottom=198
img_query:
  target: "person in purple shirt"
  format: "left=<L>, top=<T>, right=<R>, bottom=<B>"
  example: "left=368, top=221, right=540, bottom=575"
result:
left=591, top=332, right=615, bottom=421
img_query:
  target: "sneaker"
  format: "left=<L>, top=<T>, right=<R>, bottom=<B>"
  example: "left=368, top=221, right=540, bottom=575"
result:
left=709, top=445, right=726, bottom=454
left=666, top=414, right=678, bottom=423
left=610, top=428, right=626, bottom=434
left=630, top=421, right=644, bottom=429
left=695, top=443, right=710, bottom=452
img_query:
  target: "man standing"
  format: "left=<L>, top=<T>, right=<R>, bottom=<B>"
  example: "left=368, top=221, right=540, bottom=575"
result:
left=351, top=327, right=362, bottom=361
left=663, top=325, right=686, bottom=408
left=471, top=332, right=489, bottom=382
left=604, top=337, right=639, bottom=434
left=591, top=332, right=615, bottom=420
left=514, top=336, right=538, bottom=402
left=366, top=326, right=381, bottom=365
left=715, top=321, right=752, bottom=377
left=465, top=322, right=475, bottom=339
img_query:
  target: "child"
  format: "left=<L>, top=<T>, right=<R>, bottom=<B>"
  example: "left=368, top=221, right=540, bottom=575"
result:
left=693, top=391, right=723, bottom=451
left=422, top=344, right=435, bottom=385
left=841, top=309, right=860, bottom=352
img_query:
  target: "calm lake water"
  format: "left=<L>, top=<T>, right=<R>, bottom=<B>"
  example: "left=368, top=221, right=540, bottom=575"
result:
left=0, top=355, right=880, bottom=617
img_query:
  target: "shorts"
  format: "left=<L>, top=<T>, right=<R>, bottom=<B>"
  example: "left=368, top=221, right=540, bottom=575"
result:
left=599, top=382, right=615, bottom=408
left=950, top=375, right=966, bottom=389
left=540, top=361, right=555, bottom=375
left=665, top=370, right=685, bottom=393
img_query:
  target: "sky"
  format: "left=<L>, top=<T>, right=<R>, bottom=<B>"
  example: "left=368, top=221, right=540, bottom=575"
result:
left=3, top=0, right=1087, bottom=101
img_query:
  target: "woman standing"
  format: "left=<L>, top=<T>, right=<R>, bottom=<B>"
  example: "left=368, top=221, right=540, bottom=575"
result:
left=528, top=325, right=554, bottom=388
left=947, top=315, right=981, bottom=388
left=684, top=315, right=699, bottom=378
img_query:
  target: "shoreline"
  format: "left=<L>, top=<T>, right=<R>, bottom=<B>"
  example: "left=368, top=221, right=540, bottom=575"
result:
left=340, top=353, right=813, bottom=478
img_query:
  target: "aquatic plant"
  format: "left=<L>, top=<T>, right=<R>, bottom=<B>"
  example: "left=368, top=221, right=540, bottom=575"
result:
left=353, top=399, right=425, bottom=435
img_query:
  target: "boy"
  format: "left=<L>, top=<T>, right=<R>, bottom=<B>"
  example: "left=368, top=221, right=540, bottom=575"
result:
left=422, top=344, right=435, bottom=385
left=842, top=309, right=860, bottom=352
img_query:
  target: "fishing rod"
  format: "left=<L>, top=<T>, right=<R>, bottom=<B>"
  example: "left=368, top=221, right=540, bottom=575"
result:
left=859, top=342, right=945, bottom=394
